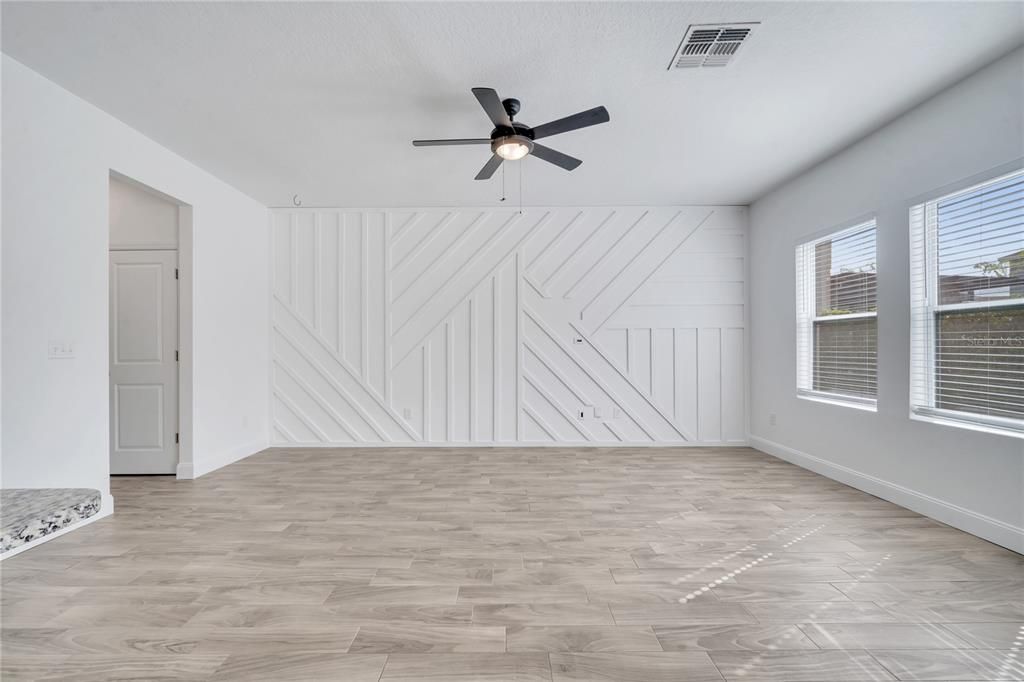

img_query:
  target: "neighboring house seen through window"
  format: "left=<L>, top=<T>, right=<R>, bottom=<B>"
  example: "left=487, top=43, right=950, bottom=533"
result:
left=910, top=168, right=1024, bottom=436
left=796, top=220, right=878, bottom=408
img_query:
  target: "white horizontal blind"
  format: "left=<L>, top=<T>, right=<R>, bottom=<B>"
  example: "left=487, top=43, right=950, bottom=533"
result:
left=910, top=168, right=1024, bottom=433
left=796, top=220, right=878, bottom=404
left=796, top=245, right=814, bottom=392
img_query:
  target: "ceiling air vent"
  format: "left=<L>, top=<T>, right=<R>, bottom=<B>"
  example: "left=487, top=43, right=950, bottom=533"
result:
left=669, top=23, right=758, bottom=69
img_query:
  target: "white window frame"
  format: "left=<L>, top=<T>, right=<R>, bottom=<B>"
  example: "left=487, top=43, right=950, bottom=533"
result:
left=796, top=219, right=878, bottom=411
left=909, top=167, right=1024, bottom=439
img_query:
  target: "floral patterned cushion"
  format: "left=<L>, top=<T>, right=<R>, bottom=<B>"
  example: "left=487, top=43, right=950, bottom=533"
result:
left=1, top=488, right=101, bottom=553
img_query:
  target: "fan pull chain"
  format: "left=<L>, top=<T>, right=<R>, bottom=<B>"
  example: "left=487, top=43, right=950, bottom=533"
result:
left=500, top=163, right=506, bottom=202
left=519, top=159, right=523, bottom=215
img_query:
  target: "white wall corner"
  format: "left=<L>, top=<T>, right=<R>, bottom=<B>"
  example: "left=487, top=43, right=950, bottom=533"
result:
left=749, top=434, right=1024, bottom=554
left=192, top=439, right=268, bottom=479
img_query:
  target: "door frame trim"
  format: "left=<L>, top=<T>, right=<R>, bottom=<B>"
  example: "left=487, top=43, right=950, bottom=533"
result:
left=107, top=171, right=194, bottom=479
left=176, top=205, right=194, bottom=479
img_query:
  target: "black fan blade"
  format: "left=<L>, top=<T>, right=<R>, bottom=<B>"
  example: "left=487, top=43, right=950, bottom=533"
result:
left=472, top=87, right=512, bottom=128
left=530, top=106, right=609, bottom=140
left=474, top=154, right=503, bottom=180
left=530, top=143, right=582, bottom=171
left=413, top=139, right=490, bottom=146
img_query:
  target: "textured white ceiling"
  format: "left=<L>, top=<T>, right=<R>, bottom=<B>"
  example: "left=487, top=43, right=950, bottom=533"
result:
left=3, top=2, right=1023, bottom=207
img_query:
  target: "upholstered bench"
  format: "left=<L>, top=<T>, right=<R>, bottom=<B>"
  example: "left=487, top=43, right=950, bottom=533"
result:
left=0, top=488, right=102, bottom=554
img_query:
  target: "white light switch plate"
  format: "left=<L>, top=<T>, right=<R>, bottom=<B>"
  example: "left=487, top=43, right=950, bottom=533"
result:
left=48, top=341, right=75, bottom=359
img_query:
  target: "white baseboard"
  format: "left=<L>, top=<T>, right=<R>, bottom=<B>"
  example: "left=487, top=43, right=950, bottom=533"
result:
left=749, top=435, right=1024, bottom=555
left=0, top=493, right=115, bottom=561
left=267, top=440, right=749, bottom=448
left=176, top=461, right=194, bottom=480
left=191, top=439, right=268, bottom=478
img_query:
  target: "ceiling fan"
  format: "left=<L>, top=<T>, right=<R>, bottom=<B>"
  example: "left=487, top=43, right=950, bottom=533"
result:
left=412, top=88, right=610, bottom=180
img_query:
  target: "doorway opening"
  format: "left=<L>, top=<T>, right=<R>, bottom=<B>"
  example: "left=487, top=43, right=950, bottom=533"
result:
left=108, top=172, right=193, bottom=477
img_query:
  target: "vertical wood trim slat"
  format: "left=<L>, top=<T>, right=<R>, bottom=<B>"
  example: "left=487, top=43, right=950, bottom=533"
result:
left=423, top=342, right=430, bottom=442
left=695, top=327, right=702, bottom=442
left=337, top=212, right=345, bottom=357
left=361, top=212, right=369, bottom=379
left=649, top=327, right=656, bottom=399
left=493, top=272, right=501, bottom=442
left=671, top=328, right=677, bottom=419
left=626, top=328, right=634, bottom=378
left=515, top=250, right=523, bottom=443
left=289, top=213, right=298, bottom=306
left=313, top=212, right=322, bottom=333
left=719, top=326, right=725, bottom=441
left=446, top=319, right=454, bottom=442
left=469, top=295, right=477, bottom=442
left=384, top=211, right=393, bottom=404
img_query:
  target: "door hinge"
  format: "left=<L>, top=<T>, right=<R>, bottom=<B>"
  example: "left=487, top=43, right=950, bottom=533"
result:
left=175, top=432, right=179, bottom=444
left=175, top=350, right=179, bottom=361
left=175, top=268, right=179, bottom=280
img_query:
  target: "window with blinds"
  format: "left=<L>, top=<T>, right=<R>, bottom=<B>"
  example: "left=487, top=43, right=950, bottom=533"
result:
left=796, top=220, right=878, bottom=407
left=910, top=168, right=1024, bottom=436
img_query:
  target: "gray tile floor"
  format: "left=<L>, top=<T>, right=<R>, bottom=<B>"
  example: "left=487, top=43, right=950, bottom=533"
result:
left=1, top=446, right=1022, bottom=680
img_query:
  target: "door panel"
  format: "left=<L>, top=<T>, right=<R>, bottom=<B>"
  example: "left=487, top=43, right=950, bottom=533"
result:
left=114, top=384, right=164, bottom=449
left=110, top=250, right=178, bottom=474
left=113, top=263, right=163, bottom=362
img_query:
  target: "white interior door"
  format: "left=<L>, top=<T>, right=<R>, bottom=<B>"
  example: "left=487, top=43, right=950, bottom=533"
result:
left=109, top=250, right=178, bottom=474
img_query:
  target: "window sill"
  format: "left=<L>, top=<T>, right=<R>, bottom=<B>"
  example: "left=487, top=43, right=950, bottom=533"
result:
left=797, top=390, right=877, bottom=413
left=911, top=408, right=1024, bottom=440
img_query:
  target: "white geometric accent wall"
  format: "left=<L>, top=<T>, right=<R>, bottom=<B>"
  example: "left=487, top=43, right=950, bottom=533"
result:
left=270, top=206, right=747, bottom=445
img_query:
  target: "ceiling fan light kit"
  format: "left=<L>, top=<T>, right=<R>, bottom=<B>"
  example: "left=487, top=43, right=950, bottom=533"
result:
left=493, top=135, right=533, bottom=161
left=412, top=87, right=609, bottom=180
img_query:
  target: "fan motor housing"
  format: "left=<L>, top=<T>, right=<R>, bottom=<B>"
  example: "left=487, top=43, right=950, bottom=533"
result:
left=490, top=122, right=534, bottom=141
left=502, top=98, right=521, bottom=118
